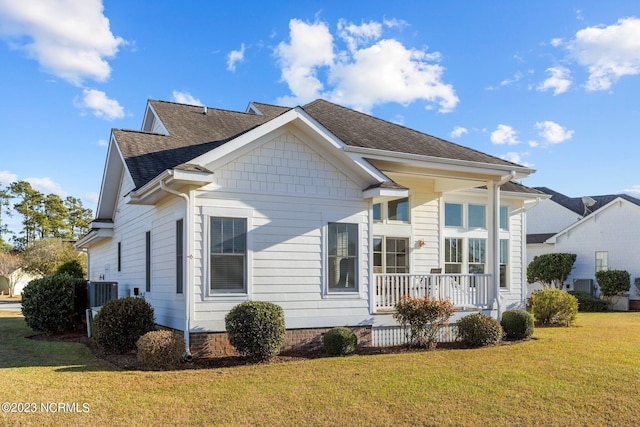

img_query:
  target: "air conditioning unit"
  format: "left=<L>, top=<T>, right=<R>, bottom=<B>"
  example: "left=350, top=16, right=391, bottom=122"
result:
left=573, top=279, right=594, bottom=295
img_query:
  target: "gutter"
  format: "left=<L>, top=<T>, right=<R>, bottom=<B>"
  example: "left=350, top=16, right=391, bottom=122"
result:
left=159, top=179, right=193, bottom=361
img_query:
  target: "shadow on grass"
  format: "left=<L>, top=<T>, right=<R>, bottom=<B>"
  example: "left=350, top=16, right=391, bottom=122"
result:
left=0, top=315, right=117, bottom=372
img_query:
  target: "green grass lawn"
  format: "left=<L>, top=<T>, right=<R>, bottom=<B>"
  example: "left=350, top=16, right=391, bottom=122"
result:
left=1, top=310, right=639, bottom=426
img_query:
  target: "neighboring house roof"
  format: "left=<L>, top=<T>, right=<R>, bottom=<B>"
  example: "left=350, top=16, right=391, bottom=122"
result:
left=534, top=186, right=640, bottom=216
left=527, top=233, right=557, bottom=244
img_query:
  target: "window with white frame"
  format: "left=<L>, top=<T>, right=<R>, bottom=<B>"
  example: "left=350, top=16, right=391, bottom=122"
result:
left=468, top=238, right=486, bottom=274
left=327, top=223, right=358, bottom=292
left=500, top=239, right=509, bottom=288
left=210, top=217, right=246, bottom=292
left=444, top=238, right=463, bottom=273
left=468, top=205, right=486, bottom=228
left=373, top=237, right=409, bottom=274
left=373, top=197, right=410, bottom=223
left=595, top=251, right=609, bottom=272
left=500, top=206, right=509, bottom=230
left=445, top=203, right=463, bottom=227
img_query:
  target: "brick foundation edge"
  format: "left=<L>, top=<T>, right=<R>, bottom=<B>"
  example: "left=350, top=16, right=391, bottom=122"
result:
left=189, top=326, right=372, bottom=358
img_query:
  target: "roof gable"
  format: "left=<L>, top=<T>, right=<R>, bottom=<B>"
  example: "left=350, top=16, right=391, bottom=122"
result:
left=535, top=186, right=640, bottom=216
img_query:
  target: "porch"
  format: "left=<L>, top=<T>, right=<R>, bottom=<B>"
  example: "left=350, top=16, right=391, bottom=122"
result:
left=373, top=273, right=495, bottom=313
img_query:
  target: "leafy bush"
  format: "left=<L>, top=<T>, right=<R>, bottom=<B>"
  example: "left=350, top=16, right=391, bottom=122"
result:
left=323, top=327, right=358, bottom=356
left=136, top=330, right=185, bottom=370
left=530, top=288, right=578, bottom=326
left=55, top=260, right=85, bottom=279
left=393, top=295, right=455, bottom=348
left=596, top=270, right=630, bottom=297
left=526, top=253, right=576, bottom=289
left=21, top=273, right=86, bottom=333
left=500, top=310, right=534, bottom=340
left=93, top=297, right=156, bottom=353
left=225, top=301, right=286, bottom=361
left=456, top=313, right=503, bottom=347
left=568, top=290, right=606, bottom=312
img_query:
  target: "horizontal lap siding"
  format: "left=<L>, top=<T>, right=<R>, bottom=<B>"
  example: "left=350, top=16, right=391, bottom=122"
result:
left=192, top=131, right=370, bottom=331
left=411, top=183, right=441, bottom=273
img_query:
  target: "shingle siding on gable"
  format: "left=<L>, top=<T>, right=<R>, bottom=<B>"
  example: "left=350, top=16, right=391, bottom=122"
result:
left=208, top=132, right=362, bottom=199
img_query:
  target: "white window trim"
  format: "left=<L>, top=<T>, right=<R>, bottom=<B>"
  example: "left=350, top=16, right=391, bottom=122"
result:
left=322, top=212, right=366, bottom=299
left=202, top=206, right=253, bottom=300
left=373, top=197, right=411, bottom=224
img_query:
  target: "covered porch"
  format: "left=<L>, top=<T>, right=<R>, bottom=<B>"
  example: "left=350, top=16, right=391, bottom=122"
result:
left=373, top=273, right=494, bottom=313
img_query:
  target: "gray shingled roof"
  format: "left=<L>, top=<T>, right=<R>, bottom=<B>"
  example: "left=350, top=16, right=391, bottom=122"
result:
left=535, top=187, right=640, bottom=216
left=115, top=99, right=533, bottom=191
left=302, top=99, right=525, bottom=168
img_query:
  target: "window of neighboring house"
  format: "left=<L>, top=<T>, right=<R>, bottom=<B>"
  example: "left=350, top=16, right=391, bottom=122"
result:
left=500, top=206, right=509, bottom=230
left=373, top=237, right=410, bottom=274
left=500, top=239, right=509, bottom=288
left=176, top=219, right=184, bottom=294
left=468, top=204, right=486, bottom=228
left=445, top=203, right=463, bottom=227
left=117, top=242, right=122, bottom=272
left=468, top=238, right=486, bottom=274
left=145, top=232, right=151, bottom=292
left=444, top=238, right=463, bottom=273
left=327, top=223, right=358, bottom=292
left=388, top=198, right=409, bottom=222
left=595, top=251, right=609, bottom=272
left=210, top=217, right=247, bottom=292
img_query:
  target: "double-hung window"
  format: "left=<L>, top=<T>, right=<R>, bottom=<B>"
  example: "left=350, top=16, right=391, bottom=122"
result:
left=210, top=217, right=246, bottom=292
left=468, top=238, right=486, bottom=274
left=444, top=238, right=463, bottom=273
left=328, top=223, right=358, bottom=292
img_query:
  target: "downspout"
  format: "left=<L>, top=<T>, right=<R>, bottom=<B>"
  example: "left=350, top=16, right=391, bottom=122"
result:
left=159, top=180, right=193, bottom=361
left=490, top=171, right=516, bottom=320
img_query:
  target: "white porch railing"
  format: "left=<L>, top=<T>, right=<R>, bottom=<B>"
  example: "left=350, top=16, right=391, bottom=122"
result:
left=374, top=273, right=494, bottom=312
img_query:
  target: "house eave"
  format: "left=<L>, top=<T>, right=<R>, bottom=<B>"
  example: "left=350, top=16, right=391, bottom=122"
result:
left=129, top=168, right=215, bottom=205
left=75, top=228, right=114, bottom=250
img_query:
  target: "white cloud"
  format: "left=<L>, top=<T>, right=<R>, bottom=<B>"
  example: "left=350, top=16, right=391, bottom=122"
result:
left=275, top=18, right=458, bottom=113
left=450, top=126, right=468, bottom=138
left=0, top=0, right=125, bottom=85
left=171, top=90, right=203, bottom=106
left=623, top=185, right=640, bottom=197
left=25, top=176, right=67, bottom=197
left=550, top=38, right=563, bottom=47
left=500, top=152, right=531, bottom=167
left=86, top=192, right=99, bottom=204
left=0, top=170, right=18, bottom=186
left=537, top=66, right=572, bottom=95
left=568, top=17, right=640, bottom=91
left=528, top=140, right=539, bottom=148
left=535, top=121, right=574, bottom=144
left=227, top=43, right=245, bottom=72
left=75, top=88, right=124, bottom=120
left=97, top=139, right=108, bottom=147
left=490, top=124, right=519, bottom=145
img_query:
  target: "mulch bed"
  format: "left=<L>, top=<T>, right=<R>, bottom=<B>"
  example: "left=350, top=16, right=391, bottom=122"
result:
left=28, top=330, right=528, bottom=371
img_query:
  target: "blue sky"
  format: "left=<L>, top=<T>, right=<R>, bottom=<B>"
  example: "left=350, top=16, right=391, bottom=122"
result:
left=1, top=0, right=639, bottom=226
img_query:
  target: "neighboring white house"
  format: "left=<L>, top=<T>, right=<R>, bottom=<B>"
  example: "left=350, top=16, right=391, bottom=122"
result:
left=527, top=187, right=640, bottom=306
left=76, top=99, right=540, bottom=356
left=0, top=268, right=39, bottom=296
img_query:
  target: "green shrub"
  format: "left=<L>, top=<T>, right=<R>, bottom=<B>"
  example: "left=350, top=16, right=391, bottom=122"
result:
left=596, top=270, right=630, bottom=297
left=93, top=297, right=156, bottom=353
left=55, top=260, right=85, bottom=279
left=225, top=301, right=286, bottom=361
left=323, top=327, right=358, bottom=356
left=136, top=330, right=185, bottom=370
left=500, top=310, right=534, bottom=340
left=456, top=313, right=503, bottom=347
left=393, top=295, right=455, bottom=348
left=568, top=290, right=606, bottom=312
left=21, top=273, right=86, bottom=333
left=530, top=288, right=578, bottom=326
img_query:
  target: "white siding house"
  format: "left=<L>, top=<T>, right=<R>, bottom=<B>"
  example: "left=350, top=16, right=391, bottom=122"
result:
left=526, top=187, right=640, bottom=305
left=77, top=99, right=540, bottom=356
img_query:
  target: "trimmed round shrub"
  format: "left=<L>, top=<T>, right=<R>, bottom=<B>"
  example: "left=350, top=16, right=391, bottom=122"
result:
left=568, top=290, right=606, bottom=312
left=323, top=327, right=358, bottom=356
left=530, top=288, right=578, bottom=327
left=456, top=313, right=503, bottom=347
left=393, top=296, right=455, bottom=348
left=225, top=301, right=285, bottom=361
left=596, top=270, right=631, bottom=297
left=500, top=310, right=534, bottom=340
left=136, top=330, right=185, bottom=370
left=93, top=297, right=156, bottom=353
left=21, top=273, right=86, bottom=333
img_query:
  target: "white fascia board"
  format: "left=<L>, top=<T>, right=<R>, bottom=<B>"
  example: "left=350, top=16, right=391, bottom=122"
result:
left=128, top=169, right=214, bottom=204
left=362, top=186, right=409, bottom=200
left=75, top=228, right=114, bottom=250
left=343, top=145, right=535, bottom=179
left=171, top=169, right=215, bottom=183
left=95, top=133, right=132, bottom=220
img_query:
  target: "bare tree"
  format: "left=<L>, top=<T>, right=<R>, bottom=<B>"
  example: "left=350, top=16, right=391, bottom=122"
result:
left=0, top=252, right=24, bottom=297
